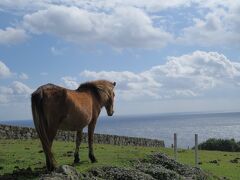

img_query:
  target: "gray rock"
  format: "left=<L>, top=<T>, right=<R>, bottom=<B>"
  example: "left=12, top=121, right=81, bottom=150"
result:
left=87, top=166, right=155, bottom=180
left=141, top=153, right=208, bottom=180
left=40, top=173, right=69, bottom=180
left=40, top=165, right=80, bottom=180
left=134, top=162, right=183, bottom=180
left=56, top=165, right=80, bottom=177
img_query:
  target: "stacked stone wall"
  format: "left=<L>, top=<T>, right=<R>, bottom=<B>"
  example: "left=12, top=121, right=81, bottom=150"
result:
left=0, top=124, right=164, bottom=147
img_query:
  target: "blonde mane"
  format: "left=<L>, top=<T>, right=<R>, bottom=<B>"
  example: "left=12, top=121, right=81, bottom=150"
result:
left=77, top=80, right=114, bottom=103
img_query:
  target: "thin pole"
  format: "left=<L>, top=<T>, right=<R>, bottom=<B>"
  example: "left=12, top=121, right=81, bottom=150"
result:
left=174, top=133, right=177, bottom=161
left=195, top=134, right=198, bottom=167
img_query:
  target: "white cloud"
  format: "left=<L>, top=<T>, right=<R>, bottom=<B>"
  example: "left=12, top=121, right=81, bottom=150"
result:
left=2, top=0, right=240, bottom=49
left=0, top=86, right=13, bottom=103
left=0, top=61, right=32, bottom=105
left=0, top=60, right=11, bottom=78
left=1, top=0, right=240, bottom=50
left=59, top=0, right=191, bottom=12
left=179, top=2, right=240, bottom=46
left=19, top=73, right=29, bottom=80
left=0, top=61, right=29, bottom=82
left=81, top=70, right=161, bottom=100
left=0, top=27, right=28, bottom=45
left=80, top=51, right=240, bottom=100
left=23, top=5, right=172, bottom=49
left=0, top=86, right=13, bottom=94
left=0, top=0, right=192, bottom=13
left=61, top=76, right=79, bottom=89
left=0, top=81, right=33, bottom=104
left=11, top=81, right=33, bottom=95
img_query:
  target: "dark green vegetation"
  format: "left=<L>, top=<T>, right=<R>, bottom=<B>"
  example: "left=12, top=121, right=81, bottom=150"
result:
left=0, top=139, right=240, bottom=179
left=197, top=138, right=240, bottom=152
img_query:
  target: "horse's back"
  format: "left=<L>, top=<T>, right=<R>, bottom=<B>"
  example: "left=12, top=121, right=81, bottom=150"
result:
left=32, top=83, right=64, bottom=95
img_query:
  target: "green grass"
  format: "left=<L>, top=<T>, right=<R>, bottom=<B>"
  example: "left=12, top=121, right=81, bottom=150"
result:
left=176, top=149, right=240, bottom=179
left=0, top=139, right=240, bottom=179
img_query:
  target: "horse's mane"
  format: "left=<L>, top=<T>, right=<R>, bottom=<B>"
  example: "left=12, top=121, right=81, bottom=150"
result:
left=77, top=80, right=113, bottom=102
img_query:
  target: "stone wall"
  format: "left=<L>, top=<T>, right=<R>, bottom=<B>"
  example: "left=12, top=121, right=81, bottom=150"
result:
left=0, top=124, right=164, bottom=147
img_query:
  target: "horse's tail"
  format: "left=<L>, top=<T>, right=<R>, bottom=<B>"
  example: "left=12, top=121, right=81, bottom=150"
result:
left=31, top=89, right=50, bottom=153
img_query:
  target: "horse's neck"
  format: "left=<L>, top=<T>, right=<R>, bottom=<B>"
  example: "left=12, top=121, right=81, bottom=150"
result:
left=78, top=88, right=105, bottom=117
left=89, top=90, right=104, bottom=114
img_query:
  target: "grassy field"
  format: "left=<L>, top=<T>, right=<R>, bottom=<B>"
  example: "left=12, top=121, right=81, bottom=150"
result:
left=0, top=139, right=240, bottom=179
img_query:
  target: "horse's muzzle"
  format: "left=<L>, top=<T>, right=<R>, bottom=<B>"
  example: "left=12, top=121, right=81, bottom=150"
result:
left=108, top=111, right=114, bottom=116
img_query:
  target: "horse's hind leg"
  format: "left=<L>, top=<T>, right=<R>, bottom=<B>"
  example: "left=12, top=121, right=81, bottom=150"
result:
left=44, top=127, right=58, bottom=171
left=88, top=121, right=97, bottom=163
left=45, top=146, right=55, bottom=171
left=74, top=130, right=83, bottom=163
left=40, top=138, right=56, bottom=171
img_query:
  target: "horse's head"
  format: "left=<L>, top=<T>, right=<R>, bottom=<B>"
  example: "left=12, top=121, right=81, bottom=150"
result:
left=80, top=80, right=116, bottom=116
left=104, top=82, right=116, bottom=116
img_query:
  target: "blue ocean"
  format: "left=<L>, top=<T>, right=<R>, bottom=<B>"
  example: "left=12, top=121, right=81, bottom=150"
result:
left=1, top=112, right=240, bottom=148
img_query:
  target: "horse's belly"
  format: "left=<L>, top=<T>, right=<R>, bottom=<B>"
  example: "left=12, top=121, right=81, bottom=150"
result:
left=59, top=115, right=91, bottom=131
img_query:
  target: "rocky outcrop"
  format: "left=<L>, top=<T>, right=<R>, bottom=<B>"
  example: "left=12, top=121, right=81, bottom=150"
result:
left=85, top=166, right=154, bottom=180
left=40, top=153, right=208, bottom=180
left=138, top=153, right=207, bottom=179
left=0, top=124, right=164, bottom=147
left=40, top=165, right=80, bottom=180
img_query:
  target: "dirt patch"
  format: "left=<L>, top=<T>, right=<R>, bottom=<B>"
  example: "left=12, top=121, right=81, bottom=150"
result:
left=230, top=157, right=240, bottom=163
left=0, top=167, right=46, bottom=180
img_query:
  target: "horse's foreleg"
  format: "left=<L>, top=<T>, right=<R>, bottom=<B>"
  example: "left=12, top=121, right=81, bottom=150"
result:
left=74, top=130, right=83, bottom=163
left=88, top=121, right=97, bottom=163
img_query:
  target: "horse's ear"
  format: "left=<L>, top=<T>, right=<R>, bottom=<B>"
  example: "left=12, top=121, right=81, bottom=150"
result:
left=113, top=82, right=116, bottom=86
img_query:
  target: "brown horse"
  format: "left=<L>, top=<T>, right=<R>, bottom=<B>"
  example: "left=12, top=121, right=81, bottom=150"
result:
left=31, top=80, right=116, bottom=171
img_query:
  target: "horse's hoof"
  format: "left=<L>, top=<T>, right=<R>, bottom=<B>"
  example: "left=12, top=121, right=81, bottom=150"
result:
left=89, top=154, right=97, bottom=163
left=74, top=153, right=80, bottom=163
left=47, top=166, right=56, bottom=172
left=74, top=158, right=80, bottom=164
left=91, top=159, right=97, bottom=163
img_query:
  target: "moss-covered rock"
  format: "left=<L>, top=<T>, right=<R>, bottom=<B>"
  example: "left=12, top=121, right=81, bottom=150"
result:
left=141, top=153, right=208, bottom=179
left=39, top=153, right=208, bottom=180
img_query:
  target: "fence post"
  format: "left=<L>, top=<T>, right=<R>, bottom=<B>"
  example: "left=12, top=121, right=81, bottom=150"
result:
left=174, top=133, right=177, bottom=161
left=195, top=134, right=198, bottom=167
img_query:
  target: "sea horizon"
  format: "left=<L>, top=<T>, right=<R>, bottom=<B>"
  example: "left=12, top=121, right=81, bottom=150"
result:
left=1, top=110, right=240, bottom=122
left=1, top=111, right=240, bottom=148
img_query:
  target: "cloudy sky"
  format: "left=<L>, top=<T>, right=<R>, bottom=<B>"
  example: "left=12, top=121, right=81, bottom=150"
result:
left=1, top=0, right=240, bottom=120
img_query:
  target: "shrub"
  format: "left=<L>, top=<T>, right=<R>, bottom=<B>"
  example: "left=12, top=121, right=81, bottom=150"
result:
left=195, top=138, right=240, bottom=152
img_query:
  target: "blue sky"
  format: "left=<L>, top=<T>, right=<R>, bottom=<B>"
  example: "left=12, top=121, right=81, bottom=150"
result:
left=1, top=0, right=240, bottom=120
